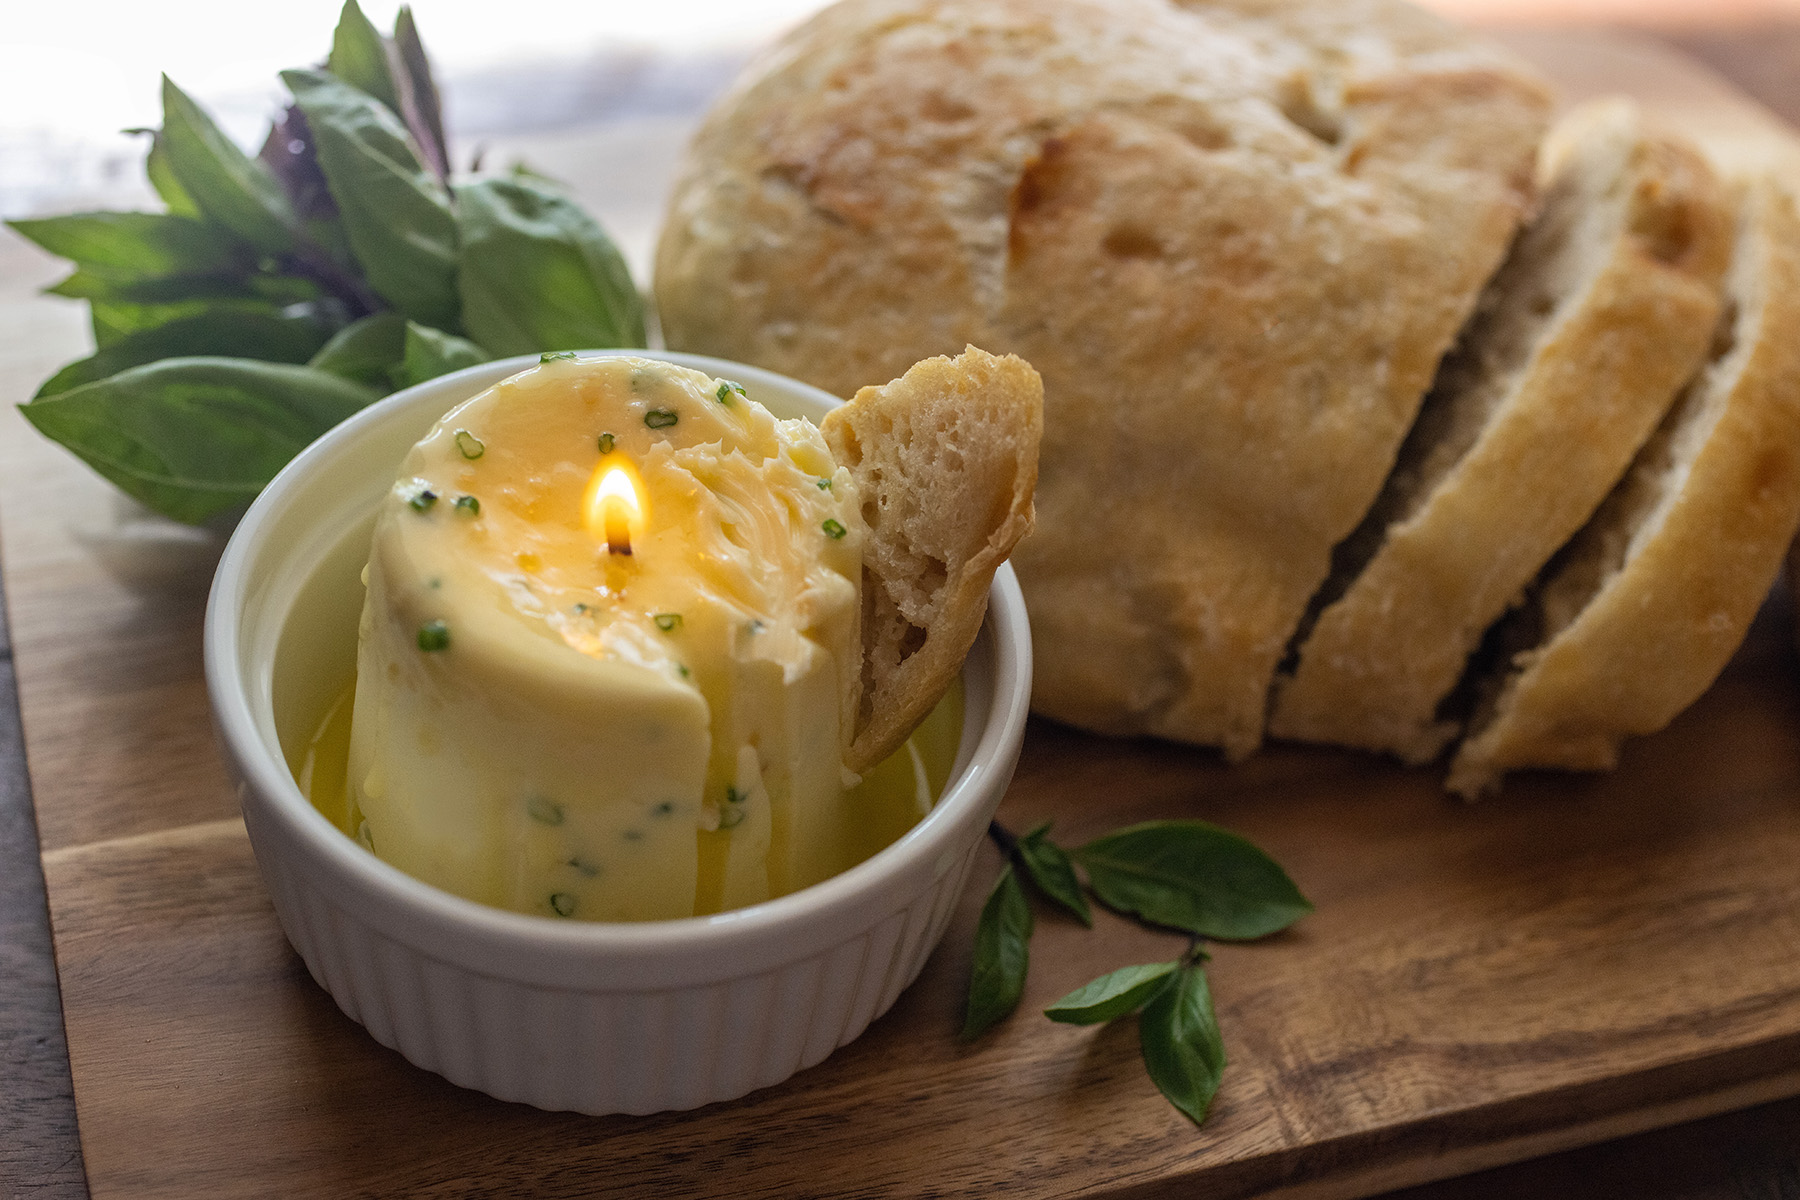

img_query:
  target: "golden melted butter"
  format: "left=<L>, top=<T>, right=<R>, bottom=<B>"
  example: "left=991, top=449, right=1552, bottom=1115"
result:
left=348, top=359, right=881, bottom=920
left=294, top=674, right=963, bottom=916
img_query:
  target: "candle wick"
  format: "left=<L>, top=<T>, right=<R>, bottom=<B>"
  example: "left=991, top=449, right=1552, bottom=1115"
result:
left=604, top=496, right=633, bottom=556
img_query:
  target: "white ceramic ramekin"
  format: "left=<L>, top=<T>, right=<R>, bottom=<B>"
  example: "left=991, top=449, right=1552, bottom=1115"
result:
left=204, top=351, right=1032, bottom=1115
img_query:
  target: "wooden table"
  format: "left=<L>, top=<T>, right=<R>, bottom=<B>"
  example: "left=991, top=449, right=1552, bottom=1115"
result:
left=6, top=23, right=1800, bottom=1200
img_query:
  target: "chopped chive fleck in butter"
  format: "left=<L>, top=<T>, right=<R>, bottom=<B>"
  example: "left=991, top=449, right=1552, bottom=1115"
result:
left=339, top=355, right=951, bottom=922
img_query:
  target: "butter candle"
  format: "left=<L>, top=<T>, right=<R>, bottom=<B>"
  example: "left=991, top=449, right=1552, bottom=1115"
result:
left=345, top=356, right=869, bottom=921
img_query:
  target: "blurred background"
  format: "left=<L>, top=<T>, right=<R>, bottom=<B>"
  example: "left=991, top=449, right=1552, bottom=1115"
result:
left=3, top=0, right=1799, bottom=275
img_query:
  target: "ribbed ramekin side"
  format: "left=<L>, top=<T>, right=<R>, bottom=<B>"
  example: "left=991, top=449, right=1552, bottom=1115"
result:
left=660, top=978, right=728, bottom=1112
left=796, top=935, right=874, bottom=1070
left=706, top=969, right=778, bottom=1103
left=878, top=841, right=982, bottom=1019
left=752, top=951, right=823, bottom=1090
left=864, top=885, right=945, bottom=1033
left=523, top=984, right=586, bottom=1113
left=252, top=843, right=324, bottom=993
left=253, top=826, right=988, bottom=1115
left=837, top=908, right=908, bottom=1045
left=922, top=843, right=982, bottom=964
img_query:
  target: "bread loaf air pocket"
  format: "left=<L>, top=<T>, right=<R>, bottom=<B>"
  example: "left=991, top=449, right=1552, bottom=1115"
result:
left=654, top=0, right=1553, bottom=759
left=1269, top=100, right=1733, bottom=764
left=1447, top=177, right=1800, bottom=797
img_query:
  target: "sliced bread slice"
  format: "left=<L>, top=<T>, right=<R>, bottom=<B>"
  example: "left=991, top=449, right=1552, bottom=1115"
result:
left=1447, top=176, right=1800, bottom=797
left=824, top=345, right=1043, bottom=772
left=1268, top=100, right=1732, bottom=763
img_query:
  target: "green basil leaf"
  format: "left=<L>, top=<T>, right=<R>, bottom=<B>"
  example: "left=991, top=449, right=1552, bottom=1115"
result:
left=395, top=320, right=490, bottom=388
left=89, top=297, right=287, bottom=347
left=326, top=0, right=400, bottom=116
left=1074, top=820, right=1312, bottom=940
left=145, top=134, right=201, bottom=218
left=961, top=863, right=1033, bottom=1040
left=454, top=176, right=645, bottom=356
left=47, top=268, right=254, bottom=304
left=159, top=76, right=296, bottom=255
left=507, top=160, right=568, bottom=189
left=7, top=211, right=245, bottom=281
left=1015, top=822, right=1091, bottom=926
left=18, top=357, right=379, bottom=524
left=35, top=310, right=333, bottom=398
left=1139, top=964, right=1226, bottom=1125
left=283, top=68, right=458, bottom=329
left=251, top=275, right=325, bottom=305
left=308, top=311, right=406, bottom=386
left=1044, top=961, right=1177, bottom=1025
left=391, top=6, right=449, bottom=182
left=47, top=269, right=320, bottom=315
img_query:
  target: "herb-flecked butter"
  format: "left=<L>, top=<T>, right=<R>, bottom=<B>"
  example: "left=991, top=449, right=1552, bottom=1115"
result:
left=345, top=356, right=884, bottom=920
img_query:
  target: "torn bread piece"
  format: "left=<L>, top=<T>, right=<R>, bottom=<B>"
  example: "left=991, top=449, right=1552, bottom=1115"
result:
left=1447, top=176, right=1800, bottom=798
left=824, top=346, right=1043, bottom=772
left=1270, top=100, right=1732, bottom=763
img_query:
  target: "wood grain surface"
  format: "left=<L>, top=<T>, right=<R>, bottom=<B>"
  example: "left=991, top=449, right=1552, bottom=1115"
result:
left=0, top=565, right=86, bottom=1200
left=6, top=26, right=1800, bottom=1200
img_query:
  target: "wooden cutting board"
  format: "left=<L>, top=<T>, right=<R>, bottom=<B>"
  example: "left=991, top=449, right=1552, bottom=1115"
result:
left=6, top=30, right=1800, bottom=1200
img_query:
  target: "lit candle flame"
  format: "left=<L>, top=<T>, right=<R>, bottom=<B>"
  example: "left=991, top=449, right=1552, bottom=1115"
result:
left=583, top=455, right=646, bottom=557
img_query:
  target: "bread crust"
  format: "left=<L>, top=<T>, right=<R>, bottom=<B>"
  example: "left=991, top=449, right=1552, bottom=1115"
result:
left=655, top=0, right=1551, bottom=759
left=1270, top=101, right=1733, bottom=763
left=1447, top=177, right=1800, bottom=797
left=823, top=346, right=1042, bottom=772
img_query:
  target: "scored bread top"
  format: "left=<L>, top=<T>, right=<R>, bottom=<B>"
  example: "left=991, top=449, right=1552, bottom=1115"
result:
left=1447, top=176, right=1800, bottom=798
left=823, top=346, right=1042, bottom=773
left=655, top=0, right=1552, bottom=758
left=1268, top=100, right=1732, bottom=763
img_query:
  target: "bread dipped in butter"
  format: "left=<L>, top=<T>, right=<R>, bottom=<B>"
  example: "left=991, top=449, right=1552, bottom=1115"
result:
left=826, top=346, right=1042, bottom=772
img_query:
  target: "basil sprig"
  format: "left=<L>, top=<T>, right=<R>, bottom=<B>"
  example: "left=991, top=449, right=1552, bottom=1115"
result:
left=1136, top=954, right=1227, bottom=1124
left=1075, top=821, right=1313, bottom=940
left=9, top=0, right=645, bottom=526
left=963, top=818, right=1310, bottom=1126
left=960, top=865, right=1034, bottom=1040
left=19, top=358, right=378, bottom=525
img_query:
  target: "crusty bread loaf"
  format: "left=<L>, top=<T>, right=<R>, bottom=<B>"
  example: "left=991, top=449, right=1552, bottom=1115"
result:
left=1447, top=177, right=1800, bottom=797
left=1269, top=100, right=1732, bottom=763
left=824, top=346, right=1042, bottom=772
left=655, top=0, right=1552, bottom=759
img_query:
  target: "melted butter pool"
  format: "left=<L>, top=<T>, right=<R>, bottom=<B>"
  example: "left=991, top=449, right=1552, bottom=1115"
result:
left=288, top=676, right=963, bottom=918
